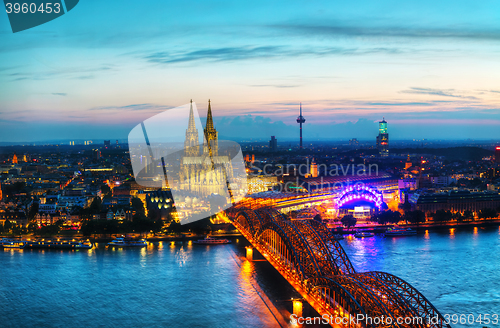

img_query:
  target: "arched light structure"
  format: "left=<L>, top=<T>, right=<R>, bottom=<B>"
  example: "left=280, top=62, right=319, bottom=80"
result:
left=336, top=185, right=383, bottom=209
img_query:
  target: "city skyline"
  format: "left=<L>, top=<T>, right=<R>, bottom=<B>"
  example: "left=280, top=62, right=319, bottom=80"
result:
left=2, top=0, right=500, bottom=142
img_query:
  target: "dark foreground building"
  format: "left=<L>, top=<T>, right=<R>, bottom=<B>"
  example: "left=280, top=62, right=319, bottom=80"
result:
left=409, top=190, right=500, bottom=213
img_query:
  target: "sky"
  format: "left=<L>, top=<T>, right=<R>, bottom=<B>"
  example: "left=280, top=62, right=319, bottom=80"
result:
left=1, top=0, right=500, bottom=143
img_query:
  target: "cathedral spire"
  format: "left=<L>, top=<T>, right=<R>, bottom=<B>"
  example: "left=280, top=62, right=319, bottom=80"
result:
left=206, top=99, right=214, bottom=131
left=204, top=99, right=218, bottom=157
left=188, top=99, right=196, bottom=132
left=184, top=99, right=199, bottom=157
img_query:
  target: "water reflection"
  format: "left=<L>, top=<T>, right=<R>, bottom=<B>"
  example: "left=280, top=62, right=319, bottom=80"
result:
left=340, top=227, right=500, bottom=328
left=0, top=242, right=282, bottom=328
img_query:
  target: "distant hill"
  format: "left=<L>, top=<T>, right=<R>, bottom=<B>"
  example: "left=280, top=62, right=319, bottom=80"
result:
left=391, top=147, right=493, bottom=161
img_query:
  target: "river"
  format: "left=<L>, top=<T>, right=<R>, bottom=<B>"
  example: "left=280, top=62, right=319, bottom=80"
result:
left=0, top=226, right=498, bottom=328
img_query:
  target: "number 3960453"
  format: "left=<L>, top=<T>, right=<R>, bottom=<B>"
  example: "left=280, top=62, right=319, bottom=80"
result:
left=443, top=314, right=499, bottom=325
left=5, top=2, right=61, bottom=14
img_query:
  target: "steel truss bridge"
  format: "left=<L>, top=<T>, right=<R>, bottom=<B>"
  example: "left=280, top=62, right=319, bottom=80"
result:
left=227, top=207, right=451, bottom=328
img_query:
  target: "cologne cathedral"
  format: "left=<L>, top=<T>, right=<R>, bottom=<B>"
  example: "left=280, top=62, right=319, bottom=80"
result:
left=178, top=100, right=232, bottom=198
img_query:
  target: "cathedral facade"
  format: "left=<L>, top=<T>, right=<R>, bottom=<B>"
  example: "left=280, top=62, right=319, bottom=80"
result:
left=178, top=100, right=232, bottom=198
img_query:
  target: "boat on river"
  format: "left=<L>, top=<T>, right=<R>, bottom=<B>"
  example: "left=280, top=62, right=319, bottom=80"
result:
left=354, top=231, right=375, bottom=238
left=1, top=239, right=27, bottom=249
left=194, top=236, right=231, bottom=245
left=384, top=226, right=417, bottom=237
left=25, top=239, right=93, bottom=249
left=106, top=237, right=148, bottom=247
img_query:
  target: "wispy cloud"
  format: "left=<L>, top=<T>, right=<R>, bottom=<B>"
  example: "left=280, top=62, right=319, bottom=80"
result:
left=52, top=93, right=67, bottom=96
left=272, top=24, right=500, bottom=41
left=400, top=87, right=479, bottom=100
left=367, top=101, right=434, bottom=106
left=249, top=84, right=300, bottom=88
left=4, top=65, right=114, bottom=82
left=89, top=103, right=172, bottom=112
left=143, top=46, right=401, bottom=65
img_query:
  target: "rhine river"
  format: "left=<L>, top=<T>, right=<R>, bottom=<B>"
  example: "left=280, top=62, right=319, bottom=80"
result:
left=1, top=226, right=499, bottom=328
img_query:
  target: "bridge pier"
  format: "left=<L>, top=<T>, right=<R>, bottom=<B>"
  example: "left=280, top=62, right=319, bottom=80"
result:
left=246, top=246, right=253, bottom=261
left=292, top=299, right=303, bottom=318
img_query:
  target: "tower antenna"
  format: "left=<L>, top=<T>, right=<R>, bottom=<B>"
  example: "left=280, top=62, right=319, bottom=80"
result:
left=296, top=102, right=306, bottom=149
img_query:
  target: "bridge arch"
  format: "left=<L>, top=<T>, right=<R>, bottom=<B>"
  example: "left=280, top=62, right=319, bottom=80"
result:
left=257, top=209, right=323, bottom=279
left=229, top=207, right=451, bottom=328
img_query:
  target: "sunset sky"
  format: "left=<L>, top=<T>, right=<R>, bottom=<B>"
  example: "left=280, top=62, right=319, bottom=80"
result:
left=1, top=0, right=500, bottom=142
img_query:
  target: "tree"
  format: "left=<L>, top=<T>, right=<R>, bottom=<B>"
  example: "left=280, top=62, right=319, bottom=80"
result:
left=404, top=210, right=426, bottom=225
left=478, top=208, right=497, bottom=220
left=463, top=210, right=474, bottom=221
left=341, top=215, right=357, bottom=229
left=3, top=219, right=12, bottom=232
left=372, top=210, right=401, bottom=225
left=27, top=221, right=38, bottom=234
left=167, top=221, right=183, bottom=234
left=88, top=197, right=102, bottom=214
left=433, top=210, right=453, bottom=222
left=101, top=184, right=111, bottom=195
left=452, top=212, right=464, bottom=223
left=399, top=202, right=412, bottom=212
left=131, top=197, right=146, bottom=220
left=27, top=201, right=39, bottom=221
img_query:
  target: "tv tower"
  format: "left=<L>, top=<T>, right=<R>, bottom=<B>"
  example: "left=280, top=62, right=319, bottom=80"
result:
left=296, top=103, right=306, bottom=149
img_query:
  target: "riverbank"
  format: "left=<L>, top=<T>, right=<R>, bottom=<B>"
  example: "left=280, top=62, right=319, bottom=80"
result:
left=331, top=218, right=500, bottom=234
left=3, top=218, right=499, bottom=240
left=0, top=231, right=243, bottom=243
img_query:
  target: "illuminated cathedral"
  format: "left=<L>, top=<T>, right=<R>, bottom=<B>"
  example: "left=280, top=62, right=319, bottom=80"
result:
left=179, top=100, right=232, bottom=197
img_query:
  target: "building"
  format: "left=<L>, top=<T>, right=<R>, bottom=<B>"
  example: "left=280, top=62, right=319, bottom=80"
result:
left=376, top=118, right=389, bottom=157
left=102, top=196, right=131, bottom=209
left=310, top=159, right=318, bottom=178
left=349, top=138, right=359, bottom=148
left=146, top=190, right=175, bottom=221
left=430, top=176, right=454, bottom=188
left=269, top=136, right=277, bottom=152
left=247, top=175, right=279, bottom=194
left=12, top=153, right=18, bottom=164
left=404, top=155, right=412, bottom=170
left=179, top=100, right=233, bottom=197
left=299, top=172, right=398, bottom=197
left=93, top=149, right=101, bottom=160
left=410, top=190, right=500, bottom=214
left=0, top=182, right=2, bottom=201
left=104, top=140, right=111, bottom=147
left=496, top=146, right=500, bottom=163
left=296, top=103, right=306, bottom=149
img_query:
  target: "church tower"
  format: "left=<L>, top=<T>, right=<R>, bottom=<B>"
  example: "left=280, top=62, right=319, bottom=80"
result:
left=184, top=100, right=200, bottom=157
left=203, top=100, right=218, bottom=157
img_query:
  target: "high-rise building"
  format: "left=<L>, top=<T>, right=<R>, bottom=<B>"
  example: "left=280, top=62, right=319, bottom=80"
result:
left=12, top=153, right=18, bottom=164
left=496, top=146, right=500, bottom=163
left=269, top=136, right=277, bottom=152
left=376, top=118, right=389, bottom=157
left=0, top=181, right=2, bottom=201
left=296, top=103, right=306, bottom=149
